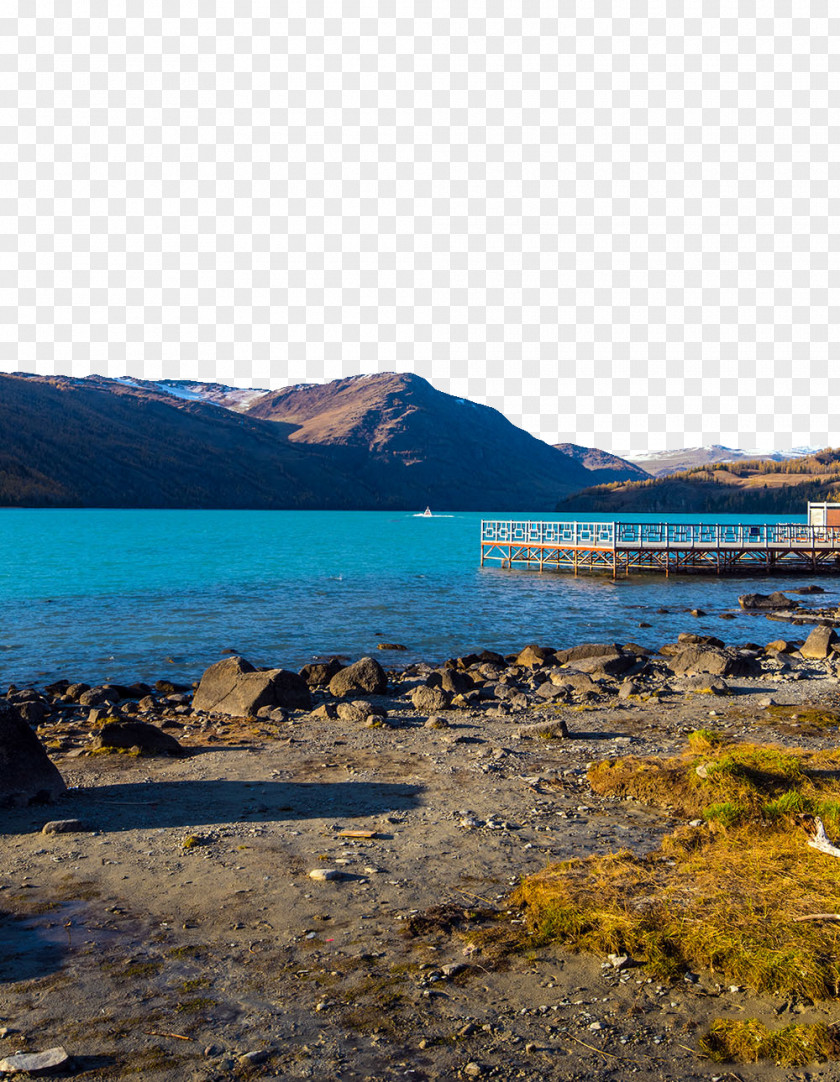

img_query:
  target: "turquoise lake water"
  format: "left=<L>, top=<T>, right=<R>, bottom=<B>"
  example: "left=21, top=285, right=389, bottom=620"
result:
left=0, top=509, right=834, bottom=687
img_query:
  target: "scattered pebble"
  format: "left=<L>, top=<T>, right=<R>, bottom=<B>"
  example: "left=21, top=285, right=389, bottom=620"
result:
left=0, top=1047, right=70, bottom=1074
left=308, top=868, right=342, bottom=882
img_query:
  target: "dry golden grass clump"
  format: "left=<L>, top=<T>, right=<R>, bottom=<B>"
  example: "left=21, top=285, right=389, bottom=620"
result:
left=699, top=1019, right=840, bottom=1066
left=516, top=735, right=840, bottom=1003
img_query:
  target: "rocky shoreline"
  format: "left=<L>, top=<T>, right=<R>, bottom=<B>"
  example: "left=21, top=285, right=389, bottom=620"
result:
left=4, top=627, right=840, bottom=1080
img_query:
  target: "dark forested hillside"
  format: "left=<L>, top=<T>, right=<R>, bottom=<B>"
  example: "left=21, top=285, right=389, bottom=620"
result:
left=0, top=373, right=596, bottom=509
left=559, top=451, right=840, bottom=514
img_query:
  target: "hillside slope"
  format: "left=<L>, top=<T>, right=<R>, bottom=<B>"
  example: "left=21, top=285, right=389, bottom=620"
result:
left=0, top=372, right=593, bottom=510
left=242, top=372, right=594, bottom=508
left=559, top=450, right=839, bottom=514
left=0, top=375, right=374, bottom=508
left=553, top=443, right=648, bottom=484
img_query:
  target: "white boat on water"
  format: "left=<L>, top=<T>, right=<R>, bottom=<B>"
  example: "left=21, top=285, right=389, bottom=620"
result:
left=422, top=506, right=432, bottom=517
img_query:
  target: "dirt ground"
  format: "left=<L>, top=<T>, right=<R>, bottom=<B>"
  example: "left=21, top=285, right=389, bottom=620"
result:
left=3, top=672, right=840, bottom=1081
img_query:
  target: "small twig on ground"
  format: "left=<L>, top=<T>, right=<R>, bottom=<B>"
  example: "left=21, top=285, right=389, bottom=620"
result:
left=561, top=1033, right=620, bottom=1060
left=143, top=1031, right=194, bottom=1041
left=793, top=913, right=840, bottom=922
left=451, top=888, right=497, bottom=908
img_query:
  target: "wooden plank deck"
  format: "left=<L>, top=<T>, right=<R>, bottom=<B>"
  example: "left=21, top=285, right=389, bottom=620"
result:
left=480, top=520, right=840, bottom=577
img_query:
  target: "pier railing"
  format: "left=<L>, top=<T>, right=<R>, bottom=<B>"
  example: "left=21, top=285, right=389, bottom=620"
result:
left=481, top=520, right=840, bottom=550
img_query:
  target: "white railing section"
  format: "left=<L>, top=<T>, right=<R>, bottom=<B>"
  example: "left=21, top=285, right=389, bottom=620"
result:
left=481, top=521, right=840, bottom=550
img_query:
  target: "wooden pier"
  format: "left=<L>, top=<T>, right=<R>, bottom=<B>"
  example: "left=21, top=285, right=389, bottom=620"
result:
left=480, top=520, right=840, bottom=578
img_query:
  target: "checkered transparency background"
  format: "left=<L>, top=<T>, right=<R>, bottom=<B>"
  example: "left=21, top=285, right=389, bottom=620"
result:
left=1, top=5, right=838, bottom=453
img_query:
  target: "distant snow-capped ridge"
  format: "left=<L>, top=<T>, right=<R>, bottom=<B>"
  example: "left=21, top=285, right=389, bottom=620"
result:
left=625, top=443, right=820, bottom=464
left=112, top=377, right=273, bottom=411
left=618, top=443, right=824, bottom=479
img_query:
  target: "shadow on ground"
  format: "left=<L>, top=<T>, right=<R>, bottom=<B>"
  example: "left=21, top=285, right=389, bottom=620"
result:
left=2, top=779, right=424, bottom=835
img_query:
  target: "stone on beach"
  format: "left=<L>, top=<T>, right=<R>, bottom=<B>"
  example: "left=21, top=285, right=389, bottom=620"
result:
left=42, top=819, right=87, bottom=835
left=299, top=658, right=345, bottom=687
left=427, top=669, right=474, bottom=695
left=666, top=645, right=760, bottom=678
left=567, top=652, right=636, bottom=676
left=192, top=656, right=312, bottom=716
left=554, top=643, right=622, bottom=665
left=411, top=686, right=451, bottom=713
left=336, top=700, right=386, bottom=724
left=0, top=700, right=66, bottom=807
left=514, top=644, right=556, bottom=667
left=91, top=720, right=185, bottom=756
left=328, top=656, right=388, bottom=697
left=800, top=626, right=838, bottom=659
left=0, top=1047, right=69, bottom=1075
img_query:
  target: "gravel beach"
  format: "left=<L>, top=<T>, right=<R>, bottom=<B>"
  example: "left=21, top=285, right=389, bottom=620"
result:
left=3, top=632, right=840, bottom=1081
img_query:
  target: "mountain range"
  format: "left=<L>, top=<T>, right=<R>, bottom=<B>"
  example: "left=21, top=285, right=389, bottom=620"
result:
left=0, top=371, right=828, bottom=512
left=0, top=372, right=625, bottom=510
left=623, top=444, right=819, bottom=478
left=561, top=449, right=840, bottom=514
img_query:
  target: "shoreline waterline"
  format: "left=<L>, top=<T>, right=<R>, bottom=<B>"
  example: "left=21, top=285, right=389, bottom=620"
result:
left=3, top=508, right=835, bottom=688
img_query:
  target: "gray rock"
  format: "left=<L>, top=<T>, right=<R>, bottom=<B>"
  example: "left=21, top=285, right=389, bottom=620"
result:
left=554, top=643, right=621, bottom=664
left=299, top=658, right=344, bottom=687
left=0, top=1047, right=69, bottom=1074
left=617, top=679, right=639, bottom=700
left=677, top=633, right=725, bottom=648
left=16, top=700, right=48, bottom=726
left=91, top=720, right=184, bottom=756
left=800, top=625, right=838, bottom=659
left=328, top=656, right=388, bottom=697
left=515, top=718, right=569, bottom=739
left=238, top=1050, right=268, bottom=1066
left=193, top=656, right=312, bottom=716
left=255, top=706, right=289, bottom=723
left=514, top=644, right=556, bottom=667
left=63, top=682, right=90, bottom=702
left=678, top=675, right=730, bottom=696
left=309, top=867, right=342, bottom=881
left=78, top=687, right=119, bottom=707
left=308, top=703, right=338, bottom=721
left=42, top=819, right=87, bottom=835
left=534, top=682, right=567, bottom=701
left=427, top=669, right=474, bottom=695
left=667, top=646, right=760, bottom=678
left=425, top=715, right=450, bottom=729
left=570, top=652, right=635, bottom=676
left=337, top=700, right=385, bottom=724
left=550, top=670, right=598, bottom=693
left=411, top=686, right=451, bottom=713
left=739, top=591, right=798, bottom=610
left=0, top=700, right=66, bottom=807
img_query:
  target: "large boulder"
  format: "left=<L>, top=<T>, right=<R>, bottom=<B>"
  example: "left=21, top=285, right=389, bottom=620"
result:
left=193, top=656, right=312, bottom=716
left=667, top=646, right=760, bottom=678
left=554, top=643, right=622, bottom=665
left=91, top=720, right=184, bottom=756
left=0, top=701, right=66, bottom=806
left=515, top=644, right=556, bottom=667
left=336, top=700, right=387, bottom=724
left=568, top=652, right=636, bottom=677
left=328, top=656, right=388, bottom=697
left=299, top=658, right=345, bottom=687
left=411, top=686, right=451, bottom=713
left=739, top=592, right=798, bottom=610
left=800, top=626, right=838, bottom=660
left=427, top=669, right=474, bottom=695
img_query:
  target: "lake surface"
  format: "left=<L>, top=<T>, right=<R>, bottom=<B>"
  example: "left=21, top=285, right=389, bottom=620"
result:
left=1, top=509, right=834, bottom=687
